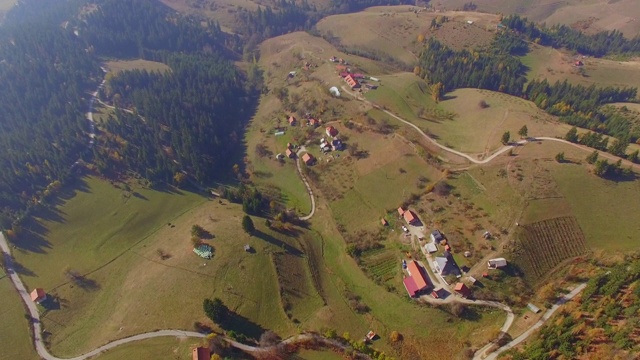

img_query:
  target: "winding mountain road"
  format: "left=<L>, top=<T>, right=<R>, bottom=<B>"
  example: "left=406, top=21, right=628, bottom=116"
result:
left=295, top=146, right=316, bottom=220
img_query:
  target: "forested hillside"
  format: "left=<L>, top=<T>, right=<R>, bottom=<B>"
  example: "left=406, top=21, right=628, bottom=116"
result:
left=0, top=0, right=255, bottom=228
left=0, top=0, right=101, bottom=228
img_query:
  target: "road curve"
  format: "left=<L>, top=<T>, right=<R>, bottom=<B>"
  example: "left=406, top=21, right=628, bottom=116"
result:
left=295, top=146, right=316, bottom=220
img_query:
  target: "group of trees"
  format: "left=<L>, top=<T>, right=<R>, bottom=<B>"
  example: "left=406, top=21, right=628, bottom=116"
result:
left=502, top=15, right=640, bottom=57
left=508, top=260, right=640, bottom=359
left=416, top=37, right=528, bottom=94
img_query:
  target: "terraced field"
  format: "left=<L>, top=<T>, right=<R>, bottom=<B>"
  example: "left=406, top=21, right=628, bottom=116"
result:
left=513, top=216, right=588, bottom=283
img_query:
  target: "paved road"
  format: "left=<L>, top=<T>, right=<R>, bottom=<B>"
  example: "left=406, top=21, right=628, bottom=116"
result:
left=295, top=146, right=316, bottom=220
left=475, top=283, right=587, bottom=360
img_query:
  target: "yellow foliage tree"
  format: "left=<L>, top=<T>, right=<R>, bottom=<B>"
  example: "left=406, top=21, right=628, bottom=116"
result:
left=417, top=33, right=425, bottom=43
left=431, top=82, right=444, bottom=103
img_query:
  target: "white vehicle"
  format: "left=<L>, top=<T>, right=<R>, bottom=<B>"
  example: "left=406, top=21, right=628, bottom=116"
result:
left=401, top=225, right=409, bottom=233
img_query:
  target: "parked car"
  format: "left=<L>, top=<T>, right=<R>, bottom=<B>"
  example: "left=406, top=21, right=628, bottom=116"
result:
left=401, top=225, right=409, bottom=233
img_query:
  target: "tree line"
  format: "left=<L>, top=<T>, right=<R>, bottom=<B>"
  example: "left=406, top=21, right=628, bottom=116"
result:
left=502, top=14, right=640, bottom=57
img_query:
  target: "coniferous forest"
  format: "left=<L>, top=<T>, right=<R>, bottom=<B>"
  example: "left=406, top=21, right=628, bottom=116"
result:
left=0, top=0, right=256, bottom=227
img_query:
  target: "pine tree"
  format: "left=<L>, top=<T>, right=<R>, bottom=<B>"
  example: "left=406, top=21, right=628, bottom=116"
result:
left=518, top=125, right=528, bottom=138
left=586, top=150, right=599, bottom=164
left=501, top=131, right=511, bottom=145
left=242, top=215, right=255, bottom=235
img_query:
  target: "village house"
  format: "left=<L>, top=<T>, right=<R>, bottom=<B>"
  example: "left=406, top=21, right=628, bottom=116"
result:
left=285, top=148, right=295, bottom=158
left=288, top=115, right=297, bottom=126
left=192, top=347, right=211, bottom=360
left=433, top=251, right=460, bottom=277
left=302, top=153, right=315, bottom=165
left=397, top=207, right=405, bottom=217
left=403, top=210, right=418, bottom=225
left=344, top=74, right=360, bottom=89
left=30, top=288, right=47, bottom=304
left=326, top=126, right=339, bottom=137
left=309, top=118, right=319, bottom=127
left=403, top=260, right=430, bottom=297
left=430, top=229, right=445, bottom=243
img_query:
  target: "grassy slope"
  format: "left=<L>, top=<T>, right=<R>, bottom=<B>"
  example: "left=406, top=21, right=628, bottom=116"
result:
left=104, top=59, right=171, bottom=75
left=522, top=44, right=640, bottom=89
left=94, top=337, right=197, bottom=360
left=0, top=270, right=39, bottom=360
left=435, top=0, right=640, bottom=37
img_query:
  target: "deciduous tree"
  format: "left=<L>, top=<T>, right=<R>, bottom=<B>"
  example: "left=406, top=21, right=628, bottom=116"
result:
left=501, top=131, right=511, bottom=145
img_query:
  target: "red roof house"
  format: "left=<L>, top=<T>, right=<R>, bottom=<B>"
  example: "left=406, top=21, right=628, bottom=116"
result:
left=403, top=210, right=417, bottom=224
left=309, top=118, right=319, bottom=127
left=288, top=115, right=297, bottom=126
left=381, top=218, right=388, bottom=226
left=326, top=126, right=339, bottom=137
left=397, top=207, right=405, bottom=216
left=407, top=260, right=428, bottom=290
left=345, top=74, right=360, bottom=88
left=454, top=282, right=471, bottom=298
left=30, top=288, right=47, bottom=304
left=192, top=347, right=211, bottom=360
left=403, top=277, right=419, bottom=297
left=302, top=153, right=315, bottom=165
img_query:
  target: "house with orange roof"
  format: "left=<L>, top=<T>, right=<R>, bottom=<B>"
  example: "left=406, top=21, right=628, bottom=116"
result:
left=397, top=207, right=405, bottom=216
left=309, top=118, right=319, bottom=127
left=30, top=288, right=47, bottom=304
left=403, top=260, right=430, bottom=297
left=192, top=347, right=211, bottom=360
left=288, top=115, right=297, bottom=126
left=344, top=74, right=360, bottom=89
left=403, top=210, right=417, bottom=225
left=301, top=153, right=315, bottom=165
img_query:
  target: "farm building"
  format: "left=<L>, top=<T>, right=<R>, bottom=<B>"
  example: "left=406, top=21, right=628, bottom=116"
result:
left=381, top=218, right=388, bottom=226
left=309, top=118, right=320, bottom=127
left=488, top=258, right=508, bottom=269
left=326, top=126, right=339, bottom=137
left=431, top=229, right=445, bottom=243
left=288, top=115, right=297, bottom=126
left=397, top=207, right=405, bottom=216
left=30, top=288, right=47, bottom=304
left=192, top=347, right=211, bottom=360
left=302, top=153, right=315, bottom=165
left=345, top=74, right=360, bottom=89
left=454, top=282, right=471, bottom=298
left=403, top=210, right=418, bottom=225
left=403, top=260, right=430, bottom=297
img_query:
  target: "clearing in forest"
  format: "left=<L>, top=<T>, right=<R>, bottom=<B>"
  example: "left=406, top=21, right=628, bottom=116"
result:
left=104, top=59, right=171, bottom=75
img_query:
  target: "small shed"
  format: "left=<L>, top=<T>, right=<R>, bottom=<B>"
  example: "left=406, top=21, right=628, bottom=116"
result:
left=30, top=288, right=47, bottom=304
left=527, top=303, right=541, bottom=313
left=431, top=230, right=445, bottom=243
left=444, top=244, right=451, bottom=252
left=454, top=282, right=471, bottom=298
left=381, top=218, right=388, bottom=226
left=192, top=347, right=211, bottom=360
left=397, top=207, right=405, bottom=216
left=425, top=243, right=437, bottom=253
left=244, top=244, right=252, bottom=252
left=285, top=149, right=295, bottom=158
left=288, top=115, right=297, bottom=126
left=488, top=258, right=508, bottom=269
left=301, top=153, right=315, bottom=165
left=326, top=126, right=339, bottom=137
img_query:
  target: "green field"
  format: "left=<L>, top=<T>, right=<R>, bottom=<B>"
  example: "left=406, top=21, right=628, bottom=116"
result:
left=95, top=337, right=199, bottom=360
left=0, top=270, right=39, bottom=360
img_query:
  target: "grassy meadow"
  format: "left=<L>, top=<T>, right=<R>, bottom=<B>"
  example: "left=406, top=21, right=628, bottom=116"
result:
left=522, top=45, right=640, bottom=89
left=104, top=59, right=171, bottom=75
left=0, top=270, right=39, bottom=360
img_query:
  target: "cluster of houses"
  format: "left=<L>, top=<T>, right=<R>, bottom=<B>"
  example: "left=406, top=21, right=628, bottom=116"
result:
left=320, top=125, right=344, bottom=153
left=287, top=115, right=320, bottom=128
left=335, top=64, right=378, bottom=90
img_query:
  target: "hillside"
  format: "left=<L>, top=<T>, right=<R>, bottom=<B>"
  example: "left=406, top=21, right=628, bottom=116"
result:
left=434, top=0, right=640, bottom=38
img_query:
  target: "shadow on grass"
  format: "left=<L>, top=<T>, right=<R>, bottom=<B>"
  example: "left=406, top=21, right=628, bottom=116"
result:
left=7, top=256, right=36, bottom=277
left=132, top=191, right=148, bottom=200
left=222, top=311, right=266, bottom=341
left=151, top=183, right=185, bottom=195
left=254, top=230, right=302, bottom=257
left=10, top=228, right=52, bottom=255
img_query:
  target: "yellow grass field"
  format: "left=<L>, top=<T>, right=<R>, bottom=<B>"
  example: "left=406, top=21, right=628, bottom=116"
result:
left=104, top=59, right=171, bottom=75
left=316, top=7, right=500, bottom=65
left=434, top=0, right=640, bottom=38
